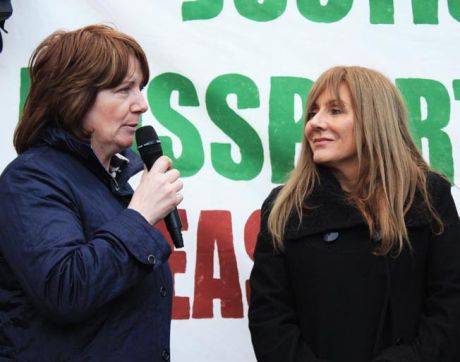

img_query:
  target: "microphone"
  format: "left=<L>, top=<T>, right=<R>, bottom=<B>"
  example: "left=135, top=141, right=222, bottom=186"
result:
left=135, top=125, right=184, bottom=249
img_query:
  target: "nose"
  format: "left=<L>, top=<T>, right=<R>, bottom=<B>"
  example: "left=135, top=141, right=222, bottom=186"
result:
left=307, top=110, right=327, bottom=130
left=131, top=90, right=148, bottom=114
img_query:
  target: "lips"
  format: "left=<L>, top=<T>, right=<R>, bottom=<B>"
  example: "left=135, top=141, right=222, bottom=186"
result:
left=312, top=138, right=333, bottom=146
left=120, top=124, right=138, bottom=135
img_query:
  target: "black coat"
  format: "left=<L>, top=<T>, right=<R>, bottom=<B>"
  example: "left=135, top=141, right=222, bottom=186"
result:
left=249, top=168, right=460, bottom=362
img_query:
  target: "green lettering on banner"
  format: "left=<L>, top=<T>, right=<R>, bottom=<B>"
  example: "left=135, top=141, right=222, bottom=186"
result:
left=234, top=0, right=287, bottom=22
left=448, top=0, right=460, bottom=21
left=19, top=67, right=31, bottom=119
left=412, top=0, right=438, bottom=24
left=269, top=77, right=313, bottom=183
left=147, top=73, right=204, bottom=177
left=396, top=79, right=453, bottom=182
left=297, top=0, right=353, bottom=23
left=206, top=74, right=263, bottom=180
left=182, top=0, right=223, bottom=21
left=369, top=0, right=394, bottom=24
left=452, top=80, right=460, bottom=100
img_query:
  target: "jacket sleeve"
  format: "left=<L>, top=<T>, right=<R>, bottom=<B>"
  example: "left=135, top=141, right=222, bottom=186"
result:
left=374, top=176, right=460, bottom=362
left=0, top=161, right=171, bottom=325
left=248, top=192, right=329, bottom=362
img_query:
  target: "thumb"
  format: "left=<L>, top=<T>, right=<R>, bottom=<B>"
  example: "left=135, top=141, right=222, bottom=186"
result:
left=150, top=155, right=172, bottom=174
left=139, top=166, right=149, bottom=182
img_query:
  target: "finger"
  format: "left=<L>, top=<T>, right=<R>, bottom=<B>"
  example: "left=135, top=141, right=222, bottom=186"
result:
left=150, top=156, right=172, bottom=174
left=164, top=169, right=180, bottom=182
left=171, top=179, right=183, bottom=192
left=176, top=193, right=184, bottom=205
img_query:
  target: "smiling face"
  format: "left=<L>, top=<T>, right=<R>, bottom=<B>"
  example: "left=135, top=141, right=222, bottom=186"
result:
left=82, top=55, right=148, bottom=168
left=305, top=83, right=358, bottom=178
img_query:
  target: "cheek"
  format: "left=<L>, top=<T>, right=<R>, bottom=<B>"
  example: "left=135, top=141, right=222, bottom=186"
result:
left=347, top=122, right=356, bottom=140
left=349, top=138, right=358, bottom=154
left=343, top=125, right=357, bottom=151
left=304, top=123, right=312, bottom=138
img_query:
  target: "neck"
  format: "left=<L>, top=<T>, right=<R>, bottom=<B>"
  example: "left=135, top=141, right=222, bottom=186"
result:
left=90, top=143, right=112, bottom=171
left=330, top=165, right=359, bottom=193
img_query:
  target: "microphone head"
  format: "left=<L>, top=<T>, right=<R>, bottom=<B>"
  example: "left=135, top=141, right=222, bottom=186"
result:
left=135, top=125, right=163, bottom=169
left=135, top=125, right=160, bottom=149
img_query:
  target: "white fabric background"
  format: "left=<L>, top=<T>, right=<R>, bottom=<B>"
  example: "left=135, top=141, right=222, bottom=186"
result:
left=1, top=1, right=459, bottom=360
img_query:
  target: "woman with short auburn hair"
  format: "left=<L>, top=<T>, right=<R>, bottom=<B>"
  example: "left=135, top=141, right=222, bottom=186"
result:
left=0, top=24, right=182, bottom=361
left=249, top=66, right=460, bottom=362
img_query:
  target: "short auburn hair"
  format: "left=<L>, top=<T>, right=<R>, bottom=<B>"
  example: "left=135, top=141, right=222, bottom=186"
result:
left=14, top=24, right=150, bottom=154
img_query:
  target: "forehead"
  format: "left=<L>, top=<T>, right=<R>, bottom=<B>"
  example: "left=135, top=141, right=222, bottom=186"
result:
left=313, top=83, right=351, bottom=105
left=124, top=56, right=143, bottom=80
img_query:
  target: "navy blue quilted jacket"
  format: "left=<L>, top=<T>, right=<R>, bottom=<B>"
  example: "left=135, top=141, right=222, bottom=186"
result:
left=0, top=127, right=173, bottom=361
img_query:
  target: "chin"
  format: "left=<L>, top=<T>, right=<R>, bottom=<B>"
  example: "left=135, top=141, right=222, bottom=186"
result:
left=312, top=154, right=329, bottom=164
left=115, top=138, right=135, bottom=152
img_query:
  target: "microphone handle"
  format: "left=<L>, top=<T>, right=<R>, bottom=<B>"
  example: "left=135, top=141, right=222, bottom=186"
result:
left=139, top=146, right=184, bottom=248
left=165, top=210, right=184, bottom=248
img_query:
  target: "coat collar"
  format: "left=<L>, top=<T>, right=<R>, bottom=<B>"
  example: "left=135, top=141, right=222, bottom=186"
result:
left=34, top=126, right=143, bottom=194
left=284, top=166, right=431, bottom=241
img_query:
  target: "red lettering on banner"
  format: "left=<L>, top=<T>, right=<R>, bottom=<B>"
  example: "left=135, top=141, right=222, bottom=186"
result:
left=192, top=210, right=243, bottom=318
left=244, top=209, right=260, bottom=303
left=155, top=209, right=190, bottom=319
left=244, top=209, right=260, bottom=260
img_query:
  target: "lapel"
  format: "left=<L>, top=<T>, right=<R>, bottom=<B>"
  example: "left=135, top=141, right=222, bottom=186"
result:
left=36, top=126, right=143, bottom=197
left=284, top=167, right=431, bottom=241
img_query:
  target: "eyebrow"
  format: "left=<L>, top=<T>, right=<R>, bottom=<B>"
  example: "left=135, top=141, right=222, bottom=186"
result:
left=311, top=99, right=346, bottom=109
left=326, top=99, right=346, bottom=107
left=118, top=80, right=136, bottom=88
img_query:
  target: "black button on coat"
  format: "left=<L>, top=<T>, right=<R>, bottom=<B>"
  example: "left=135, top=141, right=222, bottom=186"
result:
left=249, top=167, right=460, bottom=362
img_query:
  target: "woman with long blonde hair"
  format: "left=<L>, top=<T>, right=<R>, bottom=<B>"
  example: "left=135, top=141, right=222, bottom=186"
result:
left=248, top=66, right=460, bottom=362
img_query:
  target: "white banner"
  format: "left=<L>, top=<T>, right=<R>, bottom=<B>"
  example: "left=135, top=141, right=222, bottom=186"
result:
left=1, top=1, right=460, bottom=361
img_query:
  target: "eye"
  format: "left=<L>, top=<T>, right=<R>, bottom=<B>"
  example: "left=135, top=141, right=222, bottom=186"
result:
left=114, top=86, right=130, bottom=95
left=306, top=111, right=317, bottom=120
left=330, top=107, right=342, bottom=115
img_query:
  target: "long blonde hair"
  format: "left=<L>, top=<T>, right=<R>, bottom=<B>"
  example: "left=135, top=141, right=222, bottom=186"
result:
left=268, top=66, right=443, bottom=256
